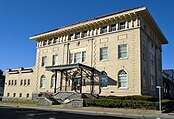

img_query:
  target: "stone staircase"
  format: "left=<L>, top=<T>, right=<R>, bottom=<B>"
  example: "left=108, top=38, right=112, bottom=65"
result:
left=33, top=91, right=97, bottom=107
left=53, top=91, right=82, bottom=101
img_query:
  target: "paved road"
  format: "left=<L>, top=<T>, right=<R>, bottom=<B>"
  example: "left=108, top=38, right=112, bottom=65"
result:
left=0, top=106, right=136, bottom=119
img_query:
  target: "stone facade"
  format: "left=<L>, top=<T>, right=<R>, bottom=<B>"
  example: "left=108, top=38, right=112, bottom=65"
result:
left=3, top=7, right=168, bottom=101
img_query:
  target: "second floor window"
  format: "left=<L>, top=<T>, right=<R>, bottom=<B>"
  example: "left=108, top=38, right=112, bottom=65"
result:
left=118, top=44, right=127, bottom=59
left=74, top=52, right=81, bottom=63
left=42, top=56, right=47, bottom=67
left=52, top=55, right=59, bottom=66
left=100, top=47, right=108, bottom=60
left=70, top=51, right=87, bottom=64
left=82, top=51, right=86, bottom=62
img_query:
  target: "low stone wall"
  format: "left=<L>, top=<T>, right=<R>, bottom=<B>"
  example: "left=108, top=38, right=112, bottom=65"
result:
left=64, top=99, right=83, bottom=108
left=2, top=97, right=32, bottom=102
left=37, top=97, right=52, bottom=106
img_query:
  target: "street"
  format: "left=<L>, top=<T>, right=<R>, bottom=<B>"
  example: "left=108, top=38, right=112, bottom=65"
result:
left=0, top=106, right=135, bottom=119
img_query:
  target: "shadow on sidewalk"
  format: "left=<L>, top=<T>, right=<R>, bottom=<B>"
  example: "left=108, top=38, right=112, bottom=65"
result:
left=162, top=108, right=174, bottom=113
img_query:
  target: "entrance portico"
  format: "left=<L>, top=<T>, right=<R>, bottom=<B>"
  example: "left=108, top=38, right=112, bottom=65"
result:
left=45, top=63, right=100, bottom=94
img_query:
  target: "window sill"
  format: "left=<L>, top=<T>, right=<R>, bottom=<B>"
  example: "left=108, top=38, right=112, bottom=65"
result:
left=118, top=87, right=128, bottom=90
left=100, top=59, right=108, bottom=62
left=100, top=87, right=108, bottom=89
left=118, top=57, right=128, bottom=60
left=40, top=87, right=45, bottom=89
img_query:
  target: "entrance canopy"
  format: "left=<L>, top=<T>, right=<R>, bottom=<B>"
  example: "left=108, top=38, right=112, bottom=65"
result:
left=46, top=63, right=100, bottom=74
left=45, top=63, right=100, bottom=94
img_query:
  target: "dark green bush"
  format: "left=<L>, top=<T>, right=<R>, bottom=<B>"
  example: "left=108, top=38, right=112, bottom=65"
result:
left=84, top=98, right=158, bottom=109
left=99, top=95, right=157, bottom=102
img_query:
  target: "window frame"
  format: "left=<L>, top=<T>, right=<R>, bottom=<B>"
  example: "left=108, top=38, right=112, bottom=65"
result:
left=100, top=47, right=108, bottom=61
left=119, top=22, right=126, bottom=30
left=118, top=44, right=128, bottom=59
left=99, top=72, right=108, bottom=88
left=51, top=75, right=55, bottom=88
left=101, top=26, right=107, bottom=33
left=52, top=54, right=59, bottom=66
left=111, top=24, right=116, bottom=31
left=118, top=70, right=128, bottom=88
left=41, top=56, right=47, bottom=67
left=40, top=75, right=46, bottom=88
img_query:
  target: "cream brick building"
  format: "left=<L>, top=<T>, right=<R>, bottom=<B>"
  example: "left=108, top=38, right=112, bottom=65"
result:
left=3, top=7, right=168, bottom=100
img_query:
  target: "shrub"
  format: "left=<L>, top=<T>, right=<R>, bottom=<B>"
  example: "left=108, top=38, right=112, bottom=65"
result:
left=99, top=95, right=157, bottom=102
left=84, top=98, right=158, bottom=110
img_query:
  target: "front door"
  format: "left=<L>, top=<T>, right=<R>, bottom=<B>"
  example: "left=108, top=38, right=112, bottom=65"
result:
left=73, top=76, right=81, bottom=92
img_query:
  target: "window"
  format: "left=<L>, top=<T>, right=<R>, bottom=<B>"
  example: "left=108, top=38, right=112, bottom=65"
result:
left=119, top=22, right=125, bottom=30
left=40, top=75, right=46, bottom=88
left=151, top=75, right=155, bottom=91
left=149, top=51, right=154, bottom=65
left=111, top=24, right=116, bottom=31
left=101, top=26, right=107, bottom=33
left=69, top=53, right=73, bottom=64
left=51, top=75, right=55, bottom=88
left=19, top=93, right=22, bottom=98
left=13, top=93, right=16, bottom=97
left=7, top=93, right=10, bottom=97
left=74, top=52, right=81, bottom=63
left=28, top=79, right=30, bottom=86
left=8, top=80, right=11, bottom=86
left=100, top=72, right=108, bottom=87
left=41, top=56, right=47, bottom=67
left=26, top=93, right=29, bottom=98
left=76, top=32, right=80, bottom=39
left=69, top=34, right=73, bottom=40
left=14, top=80, right=17, bottom=86
left=143, top=45, right=147, bottom=61
left=82, top=51, right=86, bottom=62
left=53, top=37, right=58, bottom=44
left=70, top=51, right=87, bottom=64
left=83, top=30, right=88, bottom=37
left=20, top=79, right=23, bottom=86
left=43, top=40, right=47, bottom=46
left=100, top=47, right=108, bottom=60
left=24, top=79, right=26, bottom=86
left=118, top=44, right=127, bottom=59
left=118, top=70, right=127, bottom=88
left=48, top=39, right=52, bottom=45
left=11, top=80, right=14, bottom=86
left=52, top=55, right=59, bottom=66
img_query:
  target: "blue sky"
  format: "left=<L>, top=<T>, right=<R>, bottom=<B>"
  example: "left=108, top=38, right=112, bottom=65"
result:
left=0, top=0, right=173, bottom=73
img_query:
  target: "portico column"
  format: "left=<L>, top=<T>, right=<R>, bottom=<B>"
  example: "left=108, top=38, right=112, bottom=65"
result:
left=60, top=71, right=63, bottom=91
left=65, top=71, right=68, bottom=91
left=54, top=71, right=57, bottom=93
left=80, top=68, right=83, bottom=93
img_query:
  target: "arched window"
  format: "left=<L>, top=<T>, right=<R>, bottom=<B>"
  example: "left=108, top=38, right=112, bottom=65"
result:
left=51, top=75, right=55, bottom=88
left=40, top=75, right=46, bottom=88
left=118, top=70, right=127, bottom=88
left=100, top=71, right=108, bottom=88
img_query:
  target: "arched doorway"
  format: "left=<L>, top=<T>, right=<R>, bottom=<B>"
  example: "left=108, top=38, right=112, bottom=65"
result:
left=72, top=71, right=82, bottom=93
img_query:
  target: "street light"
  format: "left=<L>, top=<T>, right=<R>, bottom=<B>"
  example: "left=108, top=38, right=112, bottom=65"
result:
left=156, top=86, right=162, bottom=112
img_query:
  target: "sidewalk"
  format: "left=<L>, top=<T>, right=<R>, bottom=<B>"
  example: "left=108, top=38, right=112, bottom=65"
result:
left=0, top=103, right=174, bottom=118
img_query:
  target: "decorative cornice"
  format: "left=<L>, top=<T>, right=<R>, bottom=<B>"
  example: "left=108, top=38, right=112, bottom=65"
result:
left=29, top=6, right=168, bottom=44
